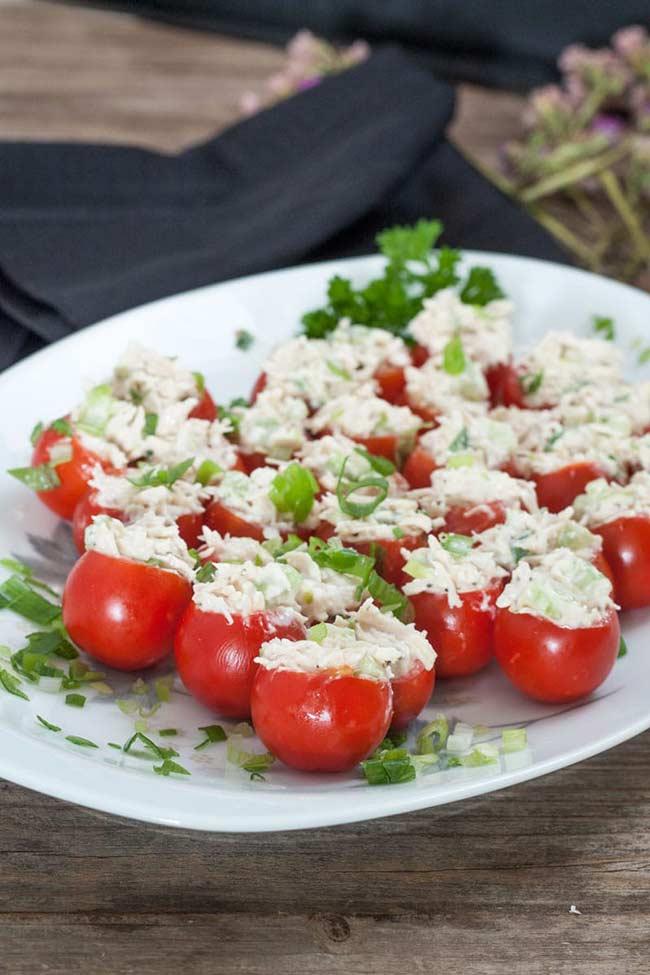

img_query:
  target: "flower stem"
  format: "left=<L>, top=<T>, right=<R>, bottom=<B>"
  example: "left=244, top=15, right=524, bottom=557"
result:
left=598, top=169, right=650, bottom=261
left=528, top=205, right=604, bottom=270
left=521, top=143, right=630, bottom=203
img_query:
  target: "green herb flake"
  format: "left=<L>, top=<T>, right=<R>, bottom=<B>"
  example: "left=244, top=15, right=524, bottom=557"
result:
left=269, top=462, right=319, bottom=523
left=235, top=329, right=255, bottom=351
left=153, top=758, right=191, bottom=777
left=459, top=266, right=505, bottom=307
left=65, top=735, right=99, bottom=748
left=192, top=371, right=206, bottom=394
left=194, top=724, right=227, bottom=751
left=195, top=562, right=216, bottom=583
left=367, top=571, right=412, bottom=622
left=128, top=457, right=194, bottom=489
left=618, top=637, right=628, bottom=659
left=8, top=465, right=61, bottom=493
left=442, top=334, right=466, bottom=375
left=361, top=747, right=416, bottom=786
left=448, top=427, right=470, bottom=452
left=158, top=728, right=178, bottom=737
left=51, top=417, right=73, bottom=436
left=520, top=371, right=544, bottom=396
left=195, top=459, right=223, bottom=486
left=0, top=668, right=29, bottom=700
left=226, top=738, right=275, bottom=775
left=143, top=412, right=158, bottom=436
left=29, top=421, right=44, bottom=447
left=638, top=347, right=650, bottom=365
left=592, top=315, right=615, bottom=341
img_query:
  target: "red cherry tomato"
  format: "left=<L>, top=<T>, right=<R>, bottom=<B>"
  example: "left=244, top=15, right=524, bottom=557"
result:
left=374, top=363, right=407, bottom=404
left=174, top=606, right=305, bottom=719
left=175, top=511, right=205, bottom=549
left=592, top=550, right=615, bottom=590
left=239, top=451, right=270, bottom=475
left=188, top=389, right=218, bottom=421
left=390, top=662, right=436, bottom=730
left=403, top=446, right=437, bottom=489
left=71, top=490, right=123, bottom=554
left=404, top=395, right=438, bottom=425
left=484, top=361, right=519, bottom=407
left=443, top=500, right=507, bottom=536
left=500, top=367, right=525, bottom=408
left=494, top=606, right=620, bottom=703
left=410, top=582, right=504, bottom=678
left=594, top=516, right=650, bottom=610
left=62, top=550, right=191, bottom=670
left=250, top=371, right=267, bottom=404
left=410, top=344, right=429, bottom=368
left=533, top=462, right=605, bottom=514
left=251, top=668, right=393, bottom=772
left=352, top=434, right=401, bottom=466
left=204, top=500, right=265, bottom=542
left=32, top=427, right=113, bottom=521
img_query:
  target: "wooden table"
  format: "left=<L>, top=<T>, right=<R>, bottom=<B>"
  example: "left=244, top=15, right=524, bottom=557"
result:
left=1, top=4, right=649, bottom=973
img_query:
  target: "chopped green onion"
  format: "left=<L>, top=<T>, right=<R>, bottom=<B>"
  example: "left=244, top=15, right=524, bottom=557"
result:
left=159, top=728, right=178, bottom=737
left=226, top=737, right=275, bottom=775
left=512, top=546, right=529, bottom=564
left=37, top=715, right=61, bottom=732
left=107, top=742, right=122, bottom=750
left=544, top=429, right=564, bottom=452
left=446, top=453, right=475, bottom=469
left=263, top=534, right=304, bottom=558
left=501, top=727, right=528, bottom=753
left=30, top=421, right=44, bottom=446
left=153, top=758, right=190, bottom=776
left=593, top=315, right=615, bottom=341
left=392, top=527, right=405, bottom=539
left=195, top=562, right=216, bottom=583
left=353, top=447, right=396, bottom=476
left=51, top=417, right=73, bottom=436
left=128, top=457, right=194, bottom=489
left=439, top=533, right=473, bottom=557
left=123, top=731, right=178, bottom=760
left=0, top=576, right=61, bottom=626
left=520, top=371, right=544, bottom=396
left=76, top=384, right=114, bottom=437
left=326, top=360, right=352, bottom=381
left=65, top=735, right=98, bottom=748
left=307, top=537, right=375, bottom=588
left=8, top=464, right=61, bottom=492
left=638, top=347, right=650, bottom=365
left=308, top=622, right=328, bottom=644
left=195, top=459, right=222, bottom=486
left=154, top=675, right=174, bottom=702
left=194, top=724, right=227, bottom=750
left=269, top=462, right=319, bottom=523
left=336, top=462, right=388, bottom=519
left=192, top=371, right=206, bottom=394
left=143, top=412, right=158, bottom=436
left=618, top=637, right=628, bottom=659
left=448, top=427, right=469, bottom=452
left=361, top=747, right=416, bottom=785
left=0, top=668, right=29, bottom=700
left=416, top=714, right=449, bottom=755
left=442, top=334, right=466, bottom=375
left=367, top=571, right=412, bottom=622
left=65, top=693, right=86, bottom=708
left=456, top=745, right=499, bottom=767
left=235, top=329, right=255, bottom=351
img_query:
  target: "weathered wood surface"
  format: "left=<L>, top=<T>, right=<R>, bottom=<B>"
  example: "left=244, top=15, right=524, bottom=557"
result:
left=0, top=4, right=649, bottom=973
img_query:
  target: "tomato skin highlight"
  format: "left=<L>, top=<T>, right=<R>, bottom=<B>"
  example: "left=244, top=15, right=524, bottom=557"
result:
left=204, top=500, right=265, bottom=542
left=32, top=427, right=112, bottom=521
left=174, top=606, right=305, bottom=719
left=189, top=389, right=218, bottom=421
left=533, top=461, right=605, bottom=514
left=494, top=606, right=620, bottom=703
left=374, top=363, right=407, bottom=404
left=403, top=446, right=437, bottom=489
left=442, top=501, right=507, bottom=536
left=594, top=516, right=650, bottom=610
left=62, top=550, right=192, bottom=670
left=410, top=583, right=504, bottom=678
left=251, top=668, right=393, bottom=772
left=390, top=661, right=436, bottom=730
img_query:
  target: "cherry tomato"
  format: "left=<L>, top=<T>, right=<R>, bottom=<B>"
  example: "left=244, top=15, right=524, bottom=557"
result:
left=443, top=501, right=507, bottom=536
left=188, top=389, right=218, bottom=421
left=204, top=500, right=265, bottom=542
left=404, top=395, right=438, bottom=425
left=316, top=525, right=424, bottom=587
left=410, top=582, right=504, bottom=678
left=251, top=668, right=393, bottom=772
left=594, top=516, right=650, bottom=610
left=410, top=344, right=429, bottom=368
left=533, top=461, right=605, bottom=514
left=592, top=550, right=615, bottom=590
left=500, top=367, right=525, bottom=408
left=174, top=606, right=305, bottom=719
left=374, top=363, right=406, bottom=404
left=403, top=446, right=437, bottom=489
left=71, top=490, right=123, bottom=554
left=62, top=550, right=191, bottom=670
left=250, top=371, right=267, bottom=404
left=390, top=661, right=436, bottom=730
left=352, top=434, right=401, bottom=466
left=175, top=512, right=205, bottom=549
left=239, top=450, right=270, bottom=475
left=485, top=361, right=517, bottom=407
left=494, top=606, right=620, bottom=703
left=32, top=426, right=113, bottom=521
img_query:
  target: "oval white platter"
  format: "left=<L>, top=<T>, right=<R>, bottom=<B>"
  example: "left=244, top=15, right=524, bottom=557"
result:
left=0, top=251, right=649, bottom=832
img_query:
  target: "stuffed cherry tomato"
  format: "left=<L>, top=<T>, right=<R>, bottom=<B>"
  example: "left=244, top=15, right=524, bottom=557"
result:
left=402, top=536, right=506, bottom=678
left=31, top=425, right=114, bottom=521
left=204, top=467, right=302, bottom=543
left=442, top=500, right=507, bottom=536
left=71, top=490, right=123, bottom=554
left=309, top=392, right=421, bottom=469
left=63, top=546, right=192, bottom=670
left=403, top=446, right=437, bottom=489
left=493, top=550, right=620, bottom=703
left=175, top=605, right=306, bottom=719
left=485, top=361, right=518, bottom=407
left=390, top=660, right=436, bottom=730
left=593, top=516, right=650, bottom=611
left=251, top=634, right=393, bottom=772
left=532, top=461, right=606, bottom=514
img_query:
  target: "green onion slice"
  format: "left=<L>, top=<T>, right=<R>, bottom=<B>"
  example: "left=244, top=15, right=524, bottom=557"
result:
left=442, top=334, right=466, bottom=375
left=439, top=533, right=473, bottom=558
left=353, top=447, right=396, bottom=476
left=336, top=458, right=388, bottom=519
left=268, top=462, right=318, bottom=523
left=194, top=724, right=227, bottom=750
left=367, top=571, right=412, bottom=622
left=37, top=715, right=61, bottom=732
left=0, top=668, right=29, bottom=700
left=8, top=465, right=61, bottom=492
left=195, top=459, right=223, bottom=486
left=76, top=384, right=115, bottom=437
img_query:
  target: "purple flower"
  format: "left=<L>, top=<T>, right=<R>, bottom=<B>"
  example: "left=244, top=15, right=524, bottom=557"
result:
left=590, top=113, right=626, bottom=140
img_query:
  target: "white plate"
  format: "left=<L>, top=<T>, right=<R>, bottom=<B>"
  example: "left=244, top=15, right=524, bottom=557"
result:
left=0, top=252, right=649, bottom=832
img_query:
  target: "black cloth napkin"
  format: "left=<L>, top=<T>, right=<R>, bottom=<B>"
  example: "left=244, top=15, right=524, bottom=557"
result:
left=0, top=48, right=568, bottom=371
left=52, top=0, right=650, bottom=90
